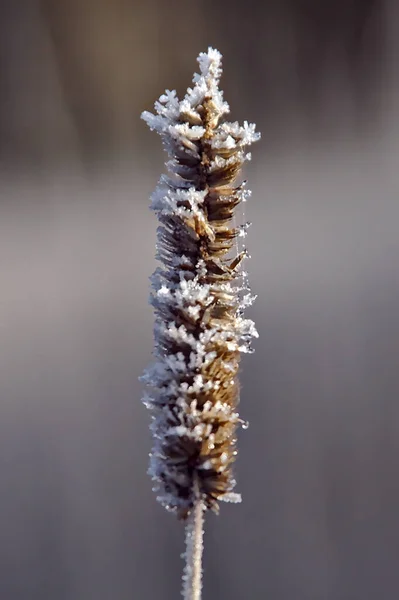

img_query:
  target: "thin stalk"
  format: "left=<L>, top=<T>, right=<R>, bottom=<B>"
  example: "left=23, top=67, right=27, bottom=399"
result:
left=182, top=480, right=205, bottom=600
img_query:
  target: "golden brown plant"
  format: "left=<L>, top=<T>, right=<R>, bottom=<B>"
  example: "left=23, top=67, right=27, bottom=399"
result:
left=141, top=47, right=259, bottom=598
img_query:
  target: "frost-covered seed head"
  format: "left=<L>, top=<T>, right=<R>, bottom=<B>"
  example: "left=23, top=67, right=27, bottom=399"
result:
left=141, top=47, right=260, bottom=520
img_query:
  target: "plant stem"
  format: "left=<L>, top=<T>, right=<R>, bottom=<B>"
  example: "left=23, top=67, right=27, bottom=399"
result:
left=182, top=480, right=205, bottom=600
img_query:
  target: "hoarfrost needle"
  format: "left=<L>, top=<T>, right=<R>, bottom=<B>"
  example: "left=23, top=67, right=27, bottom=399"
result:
left=141, top=47, right=260, bottom=599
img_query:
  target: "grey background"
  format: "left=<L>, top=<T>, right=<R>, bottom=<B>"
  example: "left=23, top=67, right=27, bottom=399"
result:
left=1, top=1, right=399, bottom=598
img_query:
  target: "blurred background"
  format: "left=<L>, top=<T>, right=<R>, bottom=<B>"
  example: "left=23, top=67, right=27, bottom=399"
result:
left=1, top=1, right=398, bottom=598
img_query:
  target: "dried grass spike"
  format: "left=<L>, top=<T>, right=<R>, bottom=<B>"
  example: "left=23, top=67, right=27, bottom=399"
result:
left=141, top=47, right=259, bottom=519
left=141, top=46, right=259, bottom=599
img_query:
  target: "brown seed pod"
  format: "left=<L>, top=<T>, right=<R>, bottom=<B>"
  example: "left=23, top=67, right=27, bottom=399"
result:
left=141, top=48, right=260, bottom=519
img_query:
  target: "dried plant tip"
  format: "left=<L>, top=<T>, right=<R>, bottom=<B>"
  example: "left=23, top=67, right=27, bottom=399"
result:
left=141, top=47, right=260, bottom=520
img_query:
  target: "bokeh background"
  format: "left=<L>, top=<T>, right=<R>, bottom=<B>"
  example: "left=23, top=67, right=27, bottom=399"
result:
left=1, top=1, right=398, bottom=598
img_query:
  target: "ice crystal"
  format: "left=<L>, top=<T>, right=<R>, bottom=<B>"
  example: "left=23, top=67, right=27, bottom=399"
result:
left=141, top=47, right=260, bottom=519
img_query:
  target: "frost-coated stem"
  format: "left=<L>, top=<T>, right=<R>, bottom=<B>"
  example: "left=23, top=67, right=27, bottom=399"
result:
left=182, top=478, right=205, bottom=600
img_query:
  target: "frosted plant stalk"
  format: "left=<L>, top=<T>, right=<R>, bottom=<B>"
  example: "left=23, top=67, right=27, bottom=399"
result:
left=141, top=47, right=260, bottom=599
left=182, top=477, right=204, bottom=600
